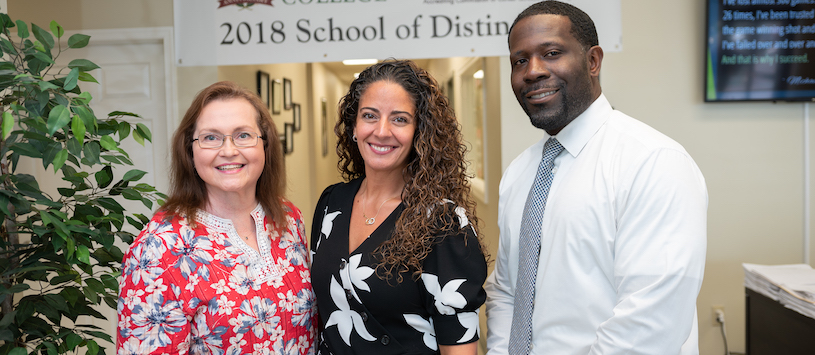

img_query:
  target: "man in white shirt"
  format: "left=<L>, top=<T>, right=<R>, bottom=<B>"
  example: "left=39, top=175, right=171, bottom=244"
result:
left=484, top=2, right=708, bottom=354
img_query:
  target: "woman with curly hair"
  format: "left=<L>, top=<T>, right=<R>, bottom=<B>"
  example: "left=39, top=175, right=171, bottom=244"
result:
left=310, top=60, right=488, bottom=355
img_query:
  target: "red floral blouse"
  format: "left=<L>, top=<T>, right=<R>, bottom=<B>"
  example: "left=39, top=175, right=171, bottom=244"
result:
left=117, top=203, right=316, bottom=355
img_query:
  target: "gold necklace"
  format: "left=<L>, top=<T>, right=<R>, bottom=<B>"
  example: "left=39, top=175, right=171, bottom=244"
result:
left=361, top=183, right=400, bottom=225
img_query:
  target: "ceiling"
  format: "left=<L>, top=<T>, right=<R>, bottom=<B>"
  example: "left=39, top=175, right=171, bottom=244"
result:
left=320, top=59, right=431, bottom=85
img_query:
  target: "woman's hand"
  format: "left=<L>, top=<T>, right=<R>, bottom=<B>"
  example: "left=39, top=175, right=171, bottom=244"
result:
left=439, top=342, right=478, bottom=355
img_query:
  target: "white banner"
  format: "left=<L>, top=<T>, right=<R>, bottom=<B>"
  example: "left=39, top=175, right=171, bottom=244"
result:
left=173, top=0, right=621, bottom=66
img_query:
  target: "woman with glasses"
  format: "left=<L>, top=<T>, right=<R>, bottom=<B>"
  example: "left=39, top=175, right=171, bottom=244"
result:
left=311, top=60, right=488, bottom=355
left=116, top=81, right=316, bottom=354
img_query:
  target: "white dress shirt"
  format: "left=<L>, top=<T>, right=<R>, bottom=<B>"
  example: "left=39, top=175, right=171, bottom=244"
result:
left=485, top=94, right=707, bottom=355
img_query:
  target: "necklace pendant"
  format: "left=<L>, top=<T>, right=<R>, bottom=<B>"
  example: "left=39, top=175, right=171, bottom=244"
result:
left=365, top=217, right=376, bottom=225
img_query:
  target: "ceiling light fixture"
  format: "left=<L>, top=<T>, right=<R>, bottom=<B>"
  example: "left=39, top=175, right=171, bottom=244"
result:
left=343, top=59, right=378, bottom=66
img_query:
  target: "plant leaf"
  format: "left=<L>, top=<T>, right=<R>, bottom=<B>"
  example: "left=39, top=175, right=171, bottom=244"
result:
left=0, top=38, right=17, bottom=55
left=85, top=279, right=105, bottom=293
left=135, top=123, right=152, bottom=142
left=44, top=294, right=69, bottom=312
left=101, top=155, right=122, bottom=165
left=44, top=342, right=58, bottom=355
left=2, top=111, right=13, bottom=139
left=63, top=67, right=79, bottom=91
left=42, top=141, right=62, bottom=169
left=10, top=142, right=43, bottom=158
left=117, top=121, right=131, bottom=140
left=76, top=245, right=90, bottom=265
left=100, top=274, right=118, bottom=290
left=73, top=106, right=97, bottom=134
left=0, top=329, right=13, bottom=342
left=67, top=33, right=91, bottom=49
left=32, top=51, right=55, bottom=64
left=8, top=347, right=27, bottom=355
left=35, top=90, right=50, bottom=112
left=52, top=149, right=68, bottom=172
left=87, top=339, right=100, bottom=355
left=72, top=115, right=86, bottom=145
left=31, top=23, right=55, bottom=50
left=108, top=111, right=141, bottom=118
left=39, top=210, right=53, bottom=226
left=74, top=91, right=93, bottom=105
left=97, top=197, right=124, bottom=214
left=0, top=13, right=15, bottom=30
left=82, top=141, right=101, bottom=165
left=0, top=194, right=11, bottom=217
left=67, top=58, right=100, bottom=72
left=0, top=311, right=16, bottom=328
left=46, top=105, right=71, bottom=136
left=82, top=330, right=113, bottom=343
left=57, top=188, right=76, bottom=197
left=65, top=333, right=82, bottom=351
left=94, top=165, right=113, bottom=188
left=32, top=40, right=45, bottom=53
left=15, top=20, right=29, bottom=38
left=66, top=137, right=82, bottom=157
left=132, top=129, right=144, bottom=146
left=50, top=20, right=64, bottom=39
left=122, top=169, right=147, bottom=182
left=78, top=72, right=98, bottom=83
left=122, top=188, right=142, bottom=201
left=99, top=135, right=117, bottom=151
left=2, top=284, right=30, bottom=295
left=38, top=80, right=60, bottom=91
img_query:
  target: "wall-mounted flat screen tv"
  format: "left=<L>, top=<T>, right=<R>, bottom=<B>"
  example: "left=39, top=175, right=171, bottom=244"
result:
left=705, top=0, right=815, bottom=102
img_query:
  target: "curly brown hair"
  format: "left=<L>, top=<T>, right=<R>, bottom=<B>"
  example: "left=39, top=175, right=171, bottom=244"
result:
left=160, top=81, right=287, bottom=230
left=335, top=60, right=487, bottom=282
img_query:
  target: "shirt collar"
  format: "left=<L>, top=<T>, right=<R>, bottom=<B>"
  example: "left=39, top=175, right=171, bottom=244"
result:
left=196, top=203, right=265, bottom=232
left=552, top=93, right=611, bottom=158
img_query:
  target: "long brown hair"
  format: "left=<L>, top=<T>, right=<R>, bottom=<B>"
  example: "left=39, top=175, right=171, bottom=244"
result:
left=336, top=60, right=487, bottom=282
left=161, top=81, right=287, bottom=229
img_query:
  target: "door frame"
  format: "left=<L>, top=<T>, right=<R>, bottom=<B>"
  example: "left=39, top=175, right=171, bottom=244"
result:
left=61, top=26, right=179, bottom=146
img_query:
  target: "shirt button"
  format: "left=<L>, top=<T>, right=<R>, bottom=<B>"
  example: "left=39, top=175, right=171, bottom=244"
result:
left=360, top=312, right=368, bottom=322
left=339, top=259, right=347, bottom=269
left=345, top=289, right=354, bottom=300
left=380, top=335, right=390, bottom=345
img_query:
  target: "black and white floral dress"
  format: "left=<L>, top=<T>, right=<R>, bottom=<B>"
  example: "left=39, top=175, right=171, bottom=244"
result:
left=310, top=178, right=487, bottom=355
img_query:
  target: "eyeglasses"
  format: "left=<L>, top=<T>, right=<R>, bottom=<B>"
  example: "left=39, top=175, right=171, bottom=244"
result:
left=192, top=132, right=265, bottom=149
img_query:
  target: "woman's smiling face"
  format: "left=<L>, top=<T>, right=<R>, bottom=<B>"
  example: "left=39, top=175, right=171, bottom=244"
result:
left=192, top=98, right=265, bottom=200
left=354, top=80, right=417, bottom=175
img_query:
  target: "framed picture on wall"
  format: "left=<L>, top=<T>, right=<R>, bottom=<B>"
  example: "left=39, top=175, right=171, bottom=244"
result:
left=284, top=122, right=294, bottom=154
left=292, top=103, right=301, bottom=132
left=272, top=79, right=282, bottom=114
left=321, top=98, right=328, bottom=157
left=257, top=71, right=270, bottom=109
left=283, top=78, right=292, bottom=110
left=279, top=131, right=287, bottom=154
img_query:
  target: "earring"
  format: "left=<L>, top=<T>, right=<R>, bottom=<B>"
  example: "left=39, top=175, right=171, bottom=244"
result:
left=352, top=133, right=357, bottom=142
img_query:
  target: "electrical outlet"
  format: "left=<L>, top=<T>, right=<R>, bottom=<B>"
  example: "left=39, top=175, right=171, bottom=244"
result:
left=711, top=305, right=725, bottom=326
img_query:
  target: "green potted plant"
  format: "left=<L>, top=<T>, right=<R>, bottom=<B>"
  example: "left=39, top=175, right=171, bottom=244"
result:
left=0, top=13, right=165, bottom=355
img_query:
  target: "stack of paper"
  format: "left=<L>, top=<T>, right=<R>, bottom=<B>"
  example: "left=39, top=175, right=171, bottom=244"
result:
left=743, top=263, right=815, bottom=319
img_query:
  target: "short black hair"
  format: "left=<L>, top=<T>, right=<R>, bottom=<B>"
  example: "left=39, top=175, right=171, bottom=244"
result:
left=509, top=0, right=599, bottom=51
